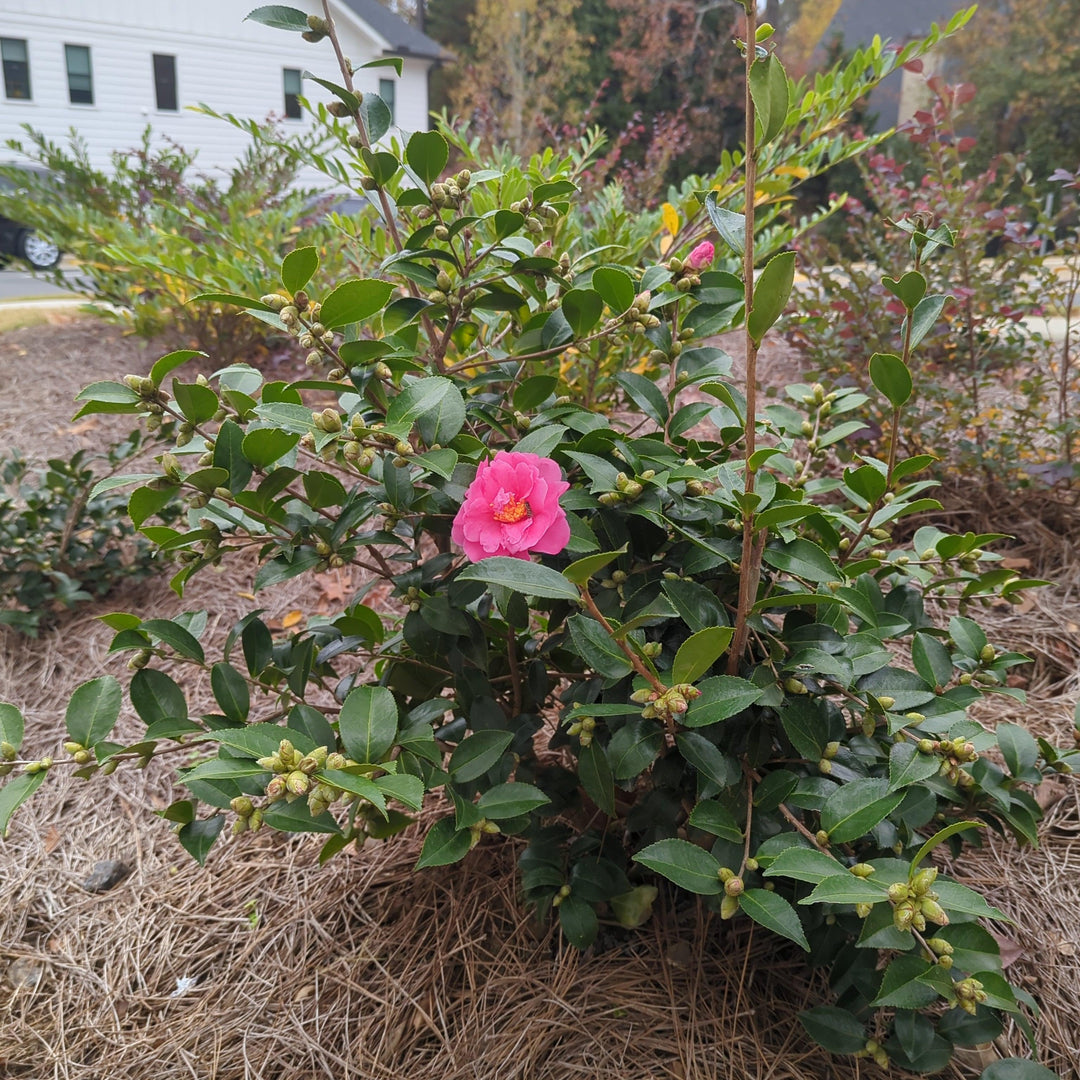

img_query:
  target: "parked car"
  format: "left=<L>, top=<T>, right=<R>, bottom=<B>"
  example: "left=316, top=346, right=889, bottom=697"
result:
left=0, top=163, right=62, bottom=270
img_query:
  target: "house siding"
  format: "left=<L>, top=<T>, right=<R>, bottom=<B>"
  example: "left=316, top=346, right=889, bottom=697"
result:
left=0, top=0, right=432, bottom=184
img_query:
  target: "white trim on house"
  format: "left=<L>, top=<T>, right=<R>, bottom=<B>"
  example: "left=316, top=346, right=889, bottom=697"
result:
left=0, top=0, right=438, bottom=184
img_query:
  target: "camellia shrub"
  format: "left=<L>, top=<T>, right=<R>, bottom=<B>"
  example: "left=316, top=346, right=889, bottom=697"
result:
left=0, top=3, right=1070, bottom=1076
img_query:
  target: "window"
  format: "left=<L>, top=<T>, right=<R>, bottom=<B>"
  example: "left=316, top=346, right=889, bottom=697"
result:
left=379, top=78, right=396, bottom=125
left=65, top=44, right=93, bottom=105
left=1, top=38, right=31, bottom=100
left=283, top=67, right=302, bottom=119
left=153, top=53, right=177, bottom=111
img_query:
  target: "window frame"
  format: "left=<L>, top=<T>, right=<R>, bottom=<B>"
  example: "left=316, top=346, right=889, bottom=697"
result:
left=1, top=37, right=32, bottom=101
left=379, top=77, right=396, bottom=126
left=283, top=67, right=303, bottom=120
left=153, top=53, right=178, bottom=112
left=64, top=43, right=94, bottom=106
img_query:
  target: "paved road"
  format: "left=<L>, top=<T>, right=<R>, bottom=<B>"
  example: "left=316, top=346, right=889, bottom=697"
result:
left=0, top=266, right=87, bottom=301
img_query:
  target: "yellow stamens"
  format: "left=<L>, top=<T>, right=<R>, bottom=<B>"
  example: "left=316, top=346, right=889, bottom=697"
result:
left=491, top=493, right=529, bottom=524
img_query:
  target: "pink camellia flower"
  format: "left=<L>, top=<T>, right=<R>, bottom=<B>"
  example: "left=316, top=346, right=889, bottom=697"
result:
left=452, top=451, right=570, bottom=562
left=686, top=240, right=715, bottom=270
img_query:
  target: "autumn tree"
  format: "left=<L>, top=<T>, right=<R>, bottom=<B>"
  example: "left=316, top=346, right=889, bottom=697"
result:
left=949, top=0, right=1080, bottom=186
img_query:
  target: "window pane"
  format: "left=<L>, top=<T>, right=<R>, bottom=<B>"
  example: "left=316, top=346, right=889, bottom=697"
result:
left=283, top=68, right=302, bottom=119
left=1, top=37, right=31, bottom=100
left=153, top=53, right=177, bottom=111
left=379, top=78, right=395, bottom=125
left=65, top=44, right=93, bottom=105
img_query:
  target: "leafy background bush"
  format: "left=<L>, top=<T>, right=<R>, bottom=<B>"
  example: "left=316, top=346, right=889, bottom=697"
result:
left=0, top=4, right=1075, bottom=1078
left=0, top=123, right=351, bottom=357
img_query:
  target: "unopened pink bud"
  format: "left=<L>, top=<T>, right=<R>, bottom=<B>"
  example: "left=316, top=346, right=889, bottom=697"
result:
left=686, top=241, right=715, bottom=270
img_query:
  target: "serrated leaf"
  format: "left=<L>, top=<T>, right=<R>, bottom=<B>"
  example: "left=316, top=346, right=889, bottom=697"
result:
left=800, top=874, right=890, bottom=905
left=558, top=895, right=598, bottom=949
left=740, top=888, right=809, bottom=950
left=820, top=778, right=904, bottom=842
left=65, top=676, right=122, bottom=747
left=869, top=352, right=912, bottom=409
left=405, top=129, right=449, bottom=186
left=177, top=814, right=225, bottom=865
left=889, top=741, right=941, bottom=789
left=747, top=250, right=795, bottom=345
left=591, top=266, right=635, bottom=312
left=415, top=817, right=471, bottom=869
left=0, top=703, right=24, bottom=751
left=318, top=278, right=395, bottom=329
left=682, top=675, right=762, bottom=728
left=688, top=800, right=743, bottom=842
left=672, top=626, right=733, bottom=685
left=459, top=557, right=579, bottom=601
left=210, top=663, right=250, bottom=724
left=476, top=782, right=550, bottom=819
left=281, top=246, right=318, bottom=294
left=798, top=1006, right=866, bottom=1054
left=0, top=772, right=46, bottom=838
left=244, top=5, right=308, bottom=31
left=579, top=741, right=614, bottom=815
left=762, top=847, right=841, bottom=885
left=632, top=837, right=723, bottom=895
left=448, top=729, right=513, bottom=782
left=338, top=686, right=398, bottom=764
left=872, top=955, right=940, bottom=1008
left=704, top=193, right=745, bottom=256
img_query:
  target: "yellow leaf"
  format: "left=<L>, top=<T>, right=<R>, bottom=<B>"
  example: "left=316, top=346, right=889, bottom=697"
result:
left=282, top=610, right=304, bottom=628
left=661, top=202, right=679, bottom=236
left=775, top=164, right=810, bottom=180
left=235, top=592, right=256, bottom=601
left=659, top=234, right=673, bottom=255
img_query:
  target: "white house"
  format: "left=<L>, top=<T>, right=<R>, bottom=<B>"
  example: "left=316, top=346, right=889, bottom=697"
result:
left=0, top=0, right=450, bottom=179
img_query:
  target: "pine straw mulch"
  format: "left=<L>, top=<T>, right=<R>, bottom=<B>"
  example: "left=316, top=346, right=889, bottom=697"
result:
left=2, top=317, right=1079, bottom=1079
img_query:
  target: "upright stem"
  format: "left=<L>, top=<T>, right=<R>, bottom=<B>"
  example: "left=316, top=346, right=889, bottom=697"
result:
left=727, top=4, right=761, bottom=675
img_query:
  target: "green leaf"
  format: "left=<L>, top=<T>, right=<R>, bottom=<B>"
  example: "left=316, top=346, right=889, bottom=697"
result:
left=763, top=847, right=841, bottom=885
left=567, top=614, right=634, bottom=680
left=889, top=742, right=941, bottom=789
left=318, top=278, right=395, bottom=329
left=371, top=773, right=423, bottom=813
left=820, top=779, right=904, bottom=843
left=177, top=814, right=225, bottom=865
left=149, top=349, right=204, bottom=387
left=242, top=428, right=300, bottom=468
left=448, top=730, right=513, bottom=783
left=882, top=270, right=927, bottom=311
left=591, top=266, right=635, bottom=312
left=210, top=663, right=250, bottom=724
left=908, top=294, right=947, bottom=350
left=933, top=879, right=1010, bottom=921
left=704, top=193, right=745, bottom=256
left=141, top=619, right=205, bottom=663
left=317, top=769, right=388, bottom=818
left=386, top=376, right=457, bottom=432
left=608, top=719, right=663, bottom=780
left=682, top=675, right=763, bottom=727
left=869, top=352, right=913, bottom=409
left=281, top=246, right=318, bottom=294
left=359, top=92, right=393, bottom=143
left=762, top=537, right=840, bottom=584
left=561, top=288, right=603, bottom=337
left=912, top=632, right=953, bottom=689
left=558, top=895, right=598, bottom=949
left=262, top=799, right=341, bottom=833
left=892, top=1010, right=953, bottom=1073
left=579, top=741, right=615, bottom=815
left=0, top=703, right=25, bottom=752
left=130, top=668, right=187, bottom=725
left=215, top=723, right=315, bottom=759
left=513, top=375, right=557, bottom=411
left=189, top=292, right=276, bottom=312
left=172, top=379, right=219, bottom=424
left=747, top=250, right=796, bottom=346
left=0, top=772, right=46, bottom=838
left=244, top=5, right=308, bottom=31
left=748, top=52, right=789, bottom=145
left=676, top=732, right=740, bottom=788
left=672, top=626, right=734, bottom=685
left=688, top=800, right=743, bottom=842
left=65, top=676, right=122, bottom=747
left=338, top=686, right=398, bottom=764
left=458, top=557, right=580, bottom=601
left=798, top=1006, right=866, bottom=1054
left=872, top=956, right=940, bottom=1008
left=801, top=874, right=890, bottom=905
left=998, top=722, right=1039, bottom=780
left=415, top=817, right=471, bottom=869
left=562, top=547, right=626, bottom=586
left=476, top=782, right=550, bottom=819
left=778, top=698, right=828, bottom=762
left=979, top=1061, right=1059, bottom=1080
left=405, top=129, right=449, bottom=186
left=632, top=837, right=723, bottom=895
left=909, top=821, right=985, bottom=871
left=129, top=483, right=180, bottom=530
left=740, top=888, right=809, bottom=950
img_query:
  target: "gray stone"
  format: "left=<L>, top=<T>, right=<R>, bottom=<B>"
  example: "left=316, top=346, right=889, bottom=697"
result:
left=81, top=859, right=130, bottom=893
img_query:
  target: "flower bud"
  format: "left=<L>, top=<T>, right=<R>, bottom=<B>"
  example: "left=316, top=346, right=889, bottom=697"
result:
left=724, top=876, right=744, bottom=897
left=231, top=796, right=254, bottom=817
left=286, top=771, right=310, bottom=797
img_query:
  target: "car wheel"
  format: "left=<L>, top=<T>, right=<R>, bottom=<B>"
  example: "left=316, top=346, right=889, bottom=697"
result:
left=17, top=229, right=61, bottom=271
